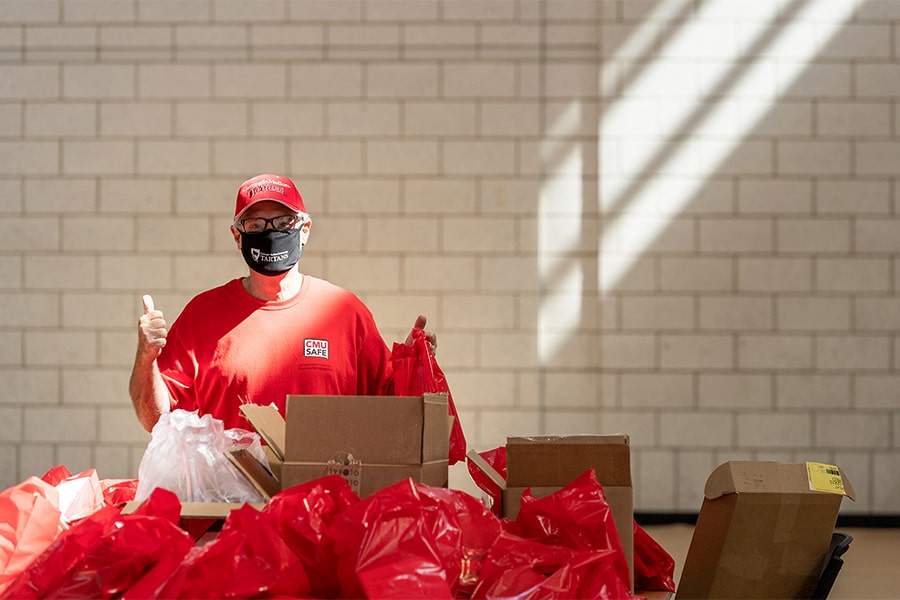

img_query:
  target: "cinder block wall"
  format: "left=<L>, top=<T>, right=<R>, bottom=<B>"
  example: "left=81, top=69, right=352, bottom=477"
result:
left=1, top=0, right=897, bottom=515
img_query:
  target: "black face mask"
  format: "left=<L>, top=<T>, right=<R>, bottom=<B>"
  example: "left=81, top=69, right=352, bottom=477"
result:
left=240, top=229, right=303, bottom=276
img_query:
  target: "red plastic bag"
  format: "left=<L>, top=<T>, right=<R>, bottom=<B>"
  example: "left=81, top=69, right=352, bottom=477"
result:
left=2, top=488, right=192, bottom=600
left=41, top=465, right=137, bottom=515
left=100, top=479, right=138, bottom=507
left=52, top=468, right=106, bottom=524
left=40, top=465, right=73, bottom=487
left=392, top=328, right=467, bottom=465
left=315, top=477, right=503, bottom=598
left=633, top=521, right=676, bottom=592
left=2, top=505, right=119, bottom=599
left=156, top=503, right=311, bottom=599
left=121, top=488, right=207, bottom=599
left=416, top=484, right=502, bottom=596
left=466, top=446, right=507, bottom=516
left=124, top=485, right=181, bottom=525
left=152, top=529, right=260, bottom=599
left=510, top=469, right=632, bottom=594
left=328, top=478, right=467, bottom=599
left=471, top=530, right=633, bottom=599
left=0, top=477, right=63, bottom=595
left=263, top=474, right=359, bottom=598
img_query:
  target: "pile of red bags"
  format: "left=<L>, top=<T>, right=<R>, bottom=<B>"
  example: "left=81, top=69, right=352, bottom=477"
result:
left=0, top=466, right=138, bottom=596
left=0, top=464, right=673, bottom=599
left=467, top=447, right=676, bottom=594
left=0, top=324, right=676, bottom=597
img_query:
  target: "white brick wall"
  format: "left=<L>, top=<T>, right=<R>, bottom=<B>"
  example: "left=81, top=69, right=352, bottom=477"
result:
left=0, top=0, right=897, bottom=515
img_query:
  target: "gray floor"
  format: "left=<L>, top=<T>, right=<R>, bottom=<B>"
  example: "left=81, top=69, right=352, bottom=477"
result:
left=641, top=524, right=898, bottom=599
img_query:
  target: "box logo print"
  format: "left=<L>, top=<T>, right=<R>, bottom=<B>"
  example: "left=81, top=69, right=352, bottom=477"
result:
left=304, top=338, right=329, bottom=359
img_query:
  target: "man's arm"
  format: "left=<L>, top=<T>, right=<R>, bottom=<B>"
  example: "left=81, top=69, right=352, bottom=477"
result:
left=129, top=294, right=172, bottom=432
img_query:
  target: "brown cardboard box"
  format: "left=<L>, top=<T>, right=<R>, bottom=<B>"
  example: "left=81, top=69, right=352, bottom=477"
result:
left=121, top=501, right=264, bottom=519
left=120, top=500, right=266, bottom=541
left=238, top=393, right=450, bottom=498
left=675, top=460, right=856, bottom=600
left=468, top=434, right=634, bottom=589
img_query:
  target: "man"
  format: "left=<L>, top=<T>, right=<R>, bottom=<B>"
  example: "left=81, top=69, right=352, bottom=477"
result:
left=129, top=173, right=435, bottom=432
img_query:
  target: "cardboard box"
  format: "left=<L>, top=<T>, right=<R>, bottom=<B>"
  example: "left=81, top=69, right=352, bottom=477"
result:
left=120, top=501, right=266, bottom=541
left=675, top=461, right=856, bottom=600
left=237, top=393, right=450, bottom=498
left=468, top=434, right=634, bottom=589
left=121, top=501, right=264, bottom=519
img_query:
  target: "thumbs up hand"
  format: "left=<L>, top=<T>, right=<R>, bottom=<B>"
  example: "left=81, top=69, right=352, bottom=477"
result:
left=137, top=294, right=168, bottom=361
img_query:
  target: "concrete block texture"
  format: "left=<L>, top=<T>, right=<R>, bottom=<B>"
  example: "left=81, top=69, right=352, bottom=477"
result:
left=0, top=0, right=897, bottom=515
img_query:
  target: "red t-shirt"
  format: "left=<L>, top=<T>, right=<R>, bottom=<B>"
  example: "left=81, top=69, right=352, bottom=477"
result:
left=157, top=276, right=393, bottom=430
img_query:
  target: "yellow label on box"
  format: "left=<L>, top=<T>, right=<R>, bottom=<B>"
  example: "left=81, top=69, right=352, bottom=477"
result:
left=806, top=462, right=845, bottom=495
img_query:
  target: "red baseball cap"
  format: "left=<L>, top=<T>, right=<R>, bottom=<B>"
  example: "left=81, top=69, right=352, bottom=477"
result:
left=234, top=174, right=306, bottom=220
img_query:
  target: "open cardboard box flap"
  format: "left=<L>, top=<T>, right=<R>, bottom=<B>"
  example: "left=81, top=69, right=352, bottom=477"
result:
left=231, top=403, right=287, bottom=500
left=703, top=460, right=856, bottom=501
left=225, top=447, right=281, bottom=499
left=466, top=448, right=505, bottom=489
left=240, top=403, right=287, bottom=461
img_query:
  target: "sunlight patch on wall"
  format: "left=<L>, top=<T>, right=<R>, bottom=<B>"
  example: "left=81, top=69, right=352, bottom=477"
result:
left=597, top=0, right=856, bottom=292
left=538, top=101, right=585, bottom=364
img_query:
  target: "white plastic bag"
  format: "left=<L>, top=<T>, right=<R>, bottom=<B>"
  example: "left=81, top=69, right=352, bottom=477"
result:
left=135, top=409, right=267, bottom=503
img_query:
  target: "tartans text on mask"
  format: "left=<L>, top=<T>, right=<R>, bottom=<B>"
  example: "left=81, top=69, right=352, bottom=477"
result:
left=240, top=229, right=303, bottom=276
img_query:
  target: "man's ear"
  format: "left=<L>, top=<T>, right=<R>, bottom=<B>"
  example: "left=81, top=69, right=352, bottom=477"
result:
left=300, top=219, right=312, bottom=245
left=231, top=225, right=242, bottom=247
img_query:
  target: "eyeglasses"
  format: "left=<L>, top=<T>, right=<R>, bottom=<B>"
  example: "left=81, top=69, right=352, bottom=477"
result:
left=237, top=214, right=304, bottom=233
